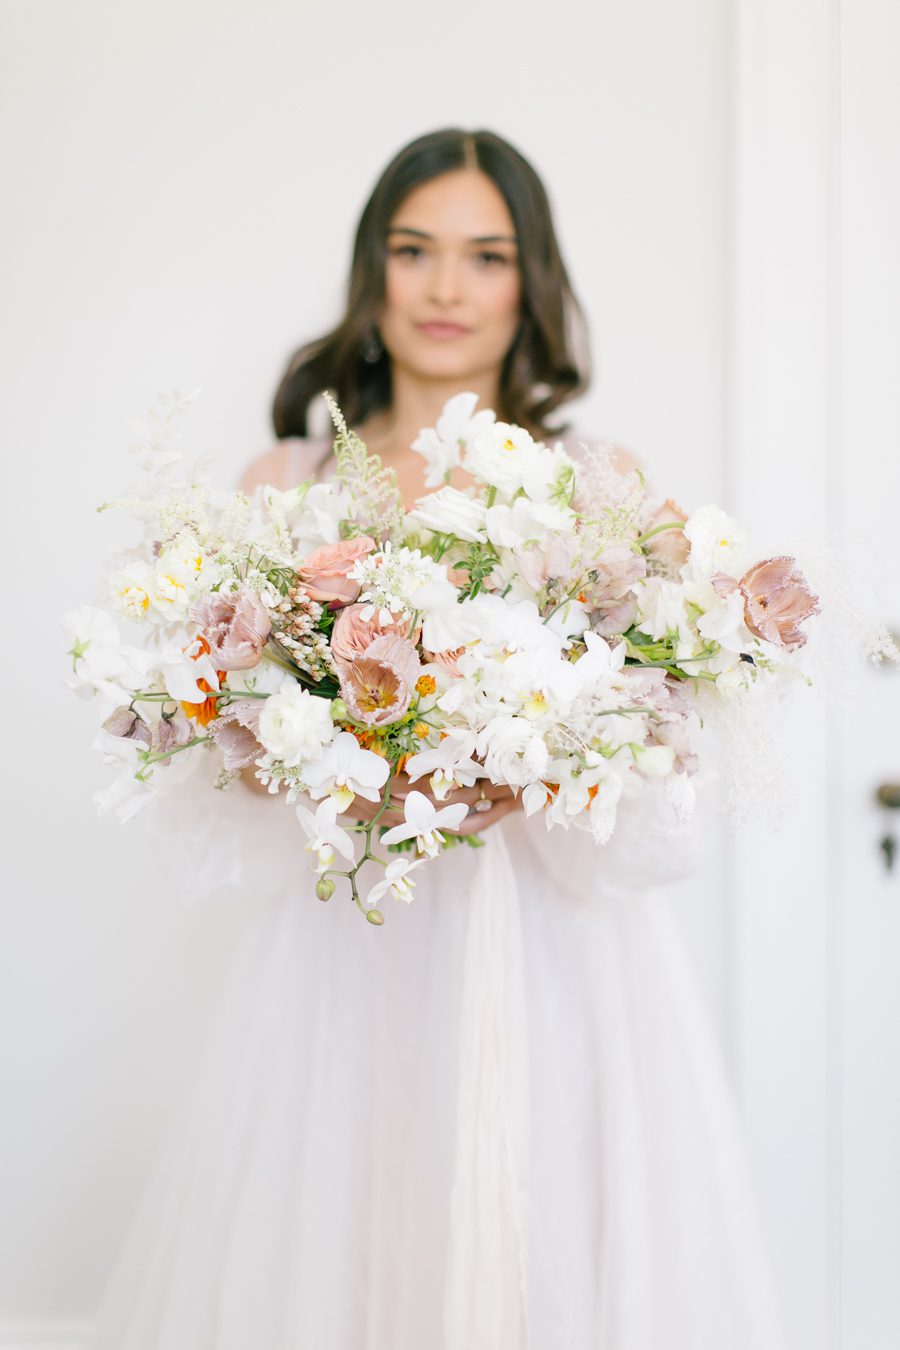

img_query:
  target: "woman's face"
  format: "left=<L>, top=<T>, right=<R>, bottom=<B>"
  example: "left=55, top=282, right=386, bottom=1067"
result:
left=378, top=169, right=522, bottom=387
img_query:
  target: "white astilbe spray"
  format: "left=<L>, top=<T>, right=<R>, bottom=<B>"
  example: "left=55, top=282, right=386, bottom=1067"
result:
left=572, top=441, right=652, bottom=525
left=321, top=390, right=404, bottom=541
left=784, top=534, right=900, bottom=710
left=694, top=676, right=794, bottom=828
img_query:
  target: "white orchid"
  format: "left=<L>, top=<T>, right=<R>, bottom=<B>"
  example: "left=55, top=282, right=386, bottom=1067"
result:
left=403, top=731, right=482, bottom=800
left=295, top=797, right=356, bottom=873
left=410, top=391, right=496, bottom=488
left=303, top=731, right=390, bottom=808
left=365, top=856, right=428, bottom=906
left=380, top=790, right=469, bottom=857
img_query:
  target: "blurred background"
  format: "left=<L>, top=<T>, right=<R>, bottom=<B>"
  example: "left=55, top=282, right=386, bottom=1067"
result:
left=1, top=1, right=898, bottom=1347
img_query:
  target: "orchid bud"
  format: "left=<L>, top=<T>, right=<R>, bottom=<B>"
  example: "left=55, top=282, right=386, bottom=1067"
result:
left=366, top=908, right=385, bottom=926
left=315, top=877, right=335, bottom=902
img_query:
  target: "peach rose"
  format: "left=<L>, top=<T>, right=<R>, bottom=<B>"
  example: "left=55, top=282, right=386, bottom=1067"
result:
left=297, top=536, right=376, bottom=606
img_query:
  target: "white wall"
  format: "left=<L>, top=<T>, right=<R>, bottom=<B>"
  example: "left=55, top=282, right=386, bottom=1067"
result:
left=1, top=0, right=734, bottom=1330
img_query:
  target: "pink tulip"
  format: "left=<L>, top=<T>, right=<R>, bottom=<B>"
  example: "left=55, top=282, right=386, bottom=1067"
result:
left=737, top=556, right=820, bottom=650
left=190, top=585, right=272, bottom=670
left=339, top=635, right=421, bottom=726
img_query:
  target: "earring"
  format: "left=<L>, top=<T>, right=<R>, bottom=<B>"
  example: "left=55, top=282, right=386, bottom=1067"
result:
left=362, top=327, right=384, bottom=364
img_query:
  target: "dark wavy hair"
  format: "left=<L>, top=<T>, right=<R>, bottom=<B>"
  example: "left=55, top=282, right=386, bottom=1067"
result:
left=272, top=127, right=591, bottom=441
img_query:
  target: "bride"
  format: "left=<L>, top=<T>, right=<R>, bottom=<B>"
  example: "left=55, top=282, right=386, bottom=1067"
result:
left=89, top=128, right=789, bottom=1349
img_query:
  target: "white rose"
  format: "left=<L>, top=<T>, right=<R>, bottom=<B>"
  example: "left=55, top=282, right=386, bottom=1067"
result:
left=257, top=679, right=335, bottom=767
left=409, top=486, right=488, bottom=543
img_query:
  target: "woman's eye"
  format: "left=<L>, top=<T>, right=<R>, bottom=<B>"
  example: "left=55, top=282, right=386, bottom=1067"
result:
left=392, top=244, right=423, bottom=259
left=475, top=251, right=509, bottom=267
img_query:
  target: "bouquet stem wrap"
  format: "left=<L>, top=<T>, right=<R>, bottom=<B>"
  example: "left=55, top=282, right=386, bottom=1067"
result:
left=443, top=828, right=531, bottom=1349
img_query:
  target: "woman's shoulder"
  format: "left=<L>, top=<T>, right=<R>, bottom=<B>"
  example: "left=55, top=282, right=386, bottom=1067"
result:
left=239, top=436, right=332, bottom=494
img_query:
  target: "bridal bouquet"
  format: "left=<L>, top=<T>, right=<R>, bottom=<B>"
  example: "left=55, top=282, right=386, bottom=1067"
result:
left=63, top=390, right=822, bottom=923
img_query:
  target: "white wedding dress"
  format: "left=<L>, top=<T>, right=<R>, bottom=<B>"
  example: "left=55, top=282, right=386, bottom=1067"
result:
left=88, top=437, right=790, bottom=1350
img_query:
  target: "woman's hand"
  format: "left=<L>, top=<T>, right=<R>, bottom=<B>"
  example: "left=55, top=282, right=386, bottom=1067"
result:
left=343, top=775, right=522, bottom=834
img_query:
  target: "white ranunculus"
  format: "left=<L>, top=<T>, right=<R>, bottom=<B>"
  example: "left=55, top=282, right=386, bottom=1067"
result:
left=462, top=422, right=542, bottom=496
left=409, top=486, right=488, bottom=542
left=257, top=678, right=335, bottom=767
left=682, top=505, right=749, bottom=581
left=476, top=715, right=544, bottom=787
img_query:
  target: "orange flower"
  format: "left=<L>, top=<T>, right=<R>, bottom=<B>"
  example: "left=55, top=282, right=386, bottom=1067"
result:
left=180, top=635, right=226, bottom=726
left=414, top=722, right=430, bottom=738
left=415, top=674, right=437, bottom=697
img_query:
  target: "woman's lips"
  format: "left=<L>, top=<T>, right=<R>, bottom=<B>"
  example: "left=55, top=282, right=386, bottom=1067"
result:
left=416, top=321, right=472, bottom=339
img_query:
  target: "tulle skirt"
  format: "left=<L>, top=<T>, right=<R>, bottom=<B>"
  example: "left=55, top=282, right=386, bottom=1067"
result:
left=88, top=777, right=789, bottom=1349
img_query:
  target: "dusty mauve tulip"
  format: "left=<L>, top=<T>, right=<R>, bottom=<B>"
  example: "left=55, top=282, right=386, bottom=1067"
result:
left=735, top=556, right=820, bottom=650
left=297, top=536, right=376, bottom=606
left=208, top=700, right=264, bottom=771
left=330, top=603, right=418, bottom=666
left=339, top=634, right=421, bottom=726
left=644, top=499, right=690, bottom=567
left=190, top=585, right=272, bottom=670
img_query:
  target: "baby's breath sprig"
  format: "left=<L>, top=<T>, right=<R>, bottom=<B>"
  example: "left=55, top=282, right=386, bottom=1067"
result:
left=321, top=390, right=405, bottom=541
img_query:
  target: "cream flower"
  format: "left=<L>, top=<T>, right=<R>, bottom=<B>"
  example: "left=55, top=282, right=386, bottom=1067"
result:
left=303, top=731, right=390, bottom=807
left=365, top=856, right=428, bottom=906
left=257, top=679, right=335, bottom=766
left=380, top=790, right=469, bottom=857
left=295, top=797, right=356, bottom=873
